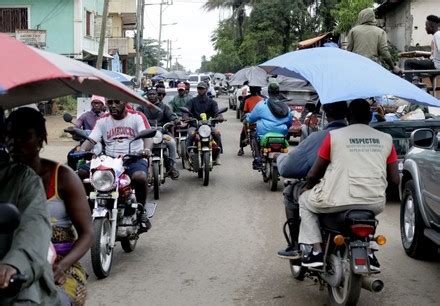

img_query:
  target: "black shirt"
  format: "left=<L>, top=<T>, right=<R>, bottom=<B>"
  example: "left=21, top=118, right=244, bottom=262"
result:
left=185, top=94, right=219, bottom=120
left=137, top=101, right=177, bottom=127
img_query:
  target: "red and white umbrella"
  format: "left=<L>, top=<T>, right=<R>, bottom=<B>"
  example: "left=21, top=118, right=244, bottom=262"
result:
left=0, top=34, right=155, bottom=110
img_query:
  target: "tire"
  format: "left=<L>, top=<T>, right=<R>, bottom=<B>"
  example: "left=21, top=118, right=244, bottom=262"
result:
left=90, top=218, right=113, bottom=279
left=203, top=152, right=210, bottom=186
left=400, top=180, right=437, bottom=259
left=198, top=168, right=203, bottom=178
left=236, top=107, right=240, bottom=119
left=153, top=161, right=160, bottom=200
left=328, top=269, right=362, bottom=306
left=180, top=142, right=187, bottom=169
left=270, top=164, right=279, bottom=191
left=121, top=236, right=138, bottom=253
left=262, top=161, right=270, bottom=182
left=290, top=260, right=306, bottom=281
left=229, top=98, right=233, bottom=109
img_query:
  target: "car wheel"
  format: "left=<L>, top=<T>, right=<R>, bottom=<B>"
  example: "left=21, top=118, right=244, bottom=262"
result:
left=400, top=180, right=437, bottom=259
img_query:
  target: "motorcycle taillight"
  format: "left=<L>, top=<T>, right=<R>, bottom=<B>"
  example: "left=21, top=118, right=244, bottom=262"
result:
left=269, top=143, right=282, bottom=151
left=351, top=224, right=375, bottom=237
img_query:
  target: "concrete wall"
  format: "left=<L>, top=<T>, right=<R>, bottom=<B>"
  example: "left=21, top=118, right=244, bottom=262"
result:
left=410, top=0, right=438, bottom=47
left=108, top=0, right=136, bottom=14
left=381, top=1, right=411, bottom=51
left=0, top=0, right=75, bottom=54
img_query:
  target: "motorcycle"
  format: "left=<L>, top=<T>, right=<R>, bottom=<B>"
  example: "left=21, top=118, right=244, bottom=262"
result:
left=66, top=128, right=157, bottom=279
left=174, top=122, right=189, bottom=168
left=257, top=133, right=288, bottom=191
left=179, top=107, right=228, bottom=186
left=150, top=122, right=174, bottom=200
left=245, top=122, right=258, bottom=159
left=284, top=179, right=386, bottom=306
left=0, top=203, right=28, bottom=299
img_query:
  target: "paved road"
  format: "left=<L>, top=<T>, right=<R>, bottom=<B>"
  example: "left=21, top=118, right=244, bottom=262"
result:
left=42, top=98, right=440, bottom=306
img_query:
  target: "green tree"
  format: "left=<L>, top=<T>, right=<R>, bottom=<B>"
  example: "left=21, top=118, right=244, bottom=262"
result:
left=332, top=0, right=374, bottom=34
left=127, top=38, right=167, bottom=75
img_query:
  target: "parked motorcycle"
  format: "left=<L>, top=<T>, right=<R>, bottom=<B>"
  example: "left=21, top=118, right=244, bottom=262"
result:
left=257, top=133, right=288, bottom=191
left=179, top=107, right=228, bottom=186
left=66, top=128, right=157, bottom=279
left=0, top=203, right=28, bottom=298
left=150, top=122, right=174, bottom=200
left=284, top=179, right=386, bottom=306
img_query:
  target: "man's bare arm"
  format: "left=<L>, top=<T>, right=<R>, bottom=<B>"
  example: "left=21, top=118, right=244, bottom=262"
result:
left=80, top=139, right=96, bottom=152
left=306, top=157, right=330, bottom=189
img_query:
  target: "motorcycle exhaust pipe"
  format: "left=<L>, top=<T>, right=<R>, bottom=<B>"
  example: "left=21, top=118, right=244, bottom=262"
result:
left=361, top=276, right=384, bottom=293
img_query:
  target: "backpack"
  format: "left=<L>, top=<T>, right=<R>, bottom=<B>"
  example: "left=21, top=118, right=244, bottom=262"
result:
left=267, top=98, right=289, bottom=118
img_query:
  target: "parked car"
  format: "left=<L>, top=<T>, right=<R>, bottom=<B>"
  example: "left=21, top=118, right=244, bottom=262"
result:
left=399, top=128, right=440, bottom=259
left=188, top=74, right=211, bottom=88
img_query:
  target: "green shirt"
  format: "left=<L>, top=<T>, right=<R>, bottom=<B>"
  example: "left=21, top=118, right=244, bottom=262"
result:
left=170, top=95, right=189, bottom=116
left=0, top=161, right=60, bottom=305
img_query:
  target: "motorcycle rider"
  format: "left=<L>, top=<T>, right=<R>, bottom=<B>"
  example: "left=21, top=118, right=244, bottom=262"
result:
left=185, top=81, right=224, bottom=165
left=170, top=83, right=190, bottom=117
left=237, top=86, right=264, bottom=156
left=245, top=81, right=292, bottom=169
left=276, top=101, right=348, bottom=259
left=137, top=87, right=180, bottom=179
left=80, top=99, right=154, bottom=232
left=297, top=99, right=399, bottom=268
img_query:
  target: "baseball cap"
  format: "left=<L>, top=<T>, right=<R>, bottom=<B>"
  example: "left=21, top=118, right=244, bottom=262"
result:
left=268, top=80, right=280, bottom=93
left=177, top=83, right=186, bottom=90
left=197, top=81, right=208, bottom=89
left=91, top=95, right=105, bottom=104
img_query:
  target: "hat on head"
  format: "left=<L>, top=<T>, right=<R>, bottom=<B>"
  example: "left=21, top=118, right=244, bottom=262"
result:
left=197, top=81, right=207, bottom=89
left=177, top=82, right=186, bottom=90
left=268, top=80, right=280, bottom=93
left=91, top=95, right=105, bottom=104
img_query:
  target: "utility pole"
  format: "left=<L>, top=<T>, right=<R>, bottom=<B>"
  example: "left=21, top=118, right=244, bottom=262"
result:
left=136, top=0, right=144, bottom=87
left=96, top=0, right=110, bottom=69
left=157, top=1, right=164, bottom=65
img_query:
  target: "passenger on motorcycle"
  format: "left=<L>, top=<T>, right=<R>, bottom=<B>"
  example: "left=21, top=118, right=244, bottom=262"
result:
left=5, top=108, right=94, bottom=305
left=276, top=101, right=348, bottom=259
left=137, top=87, right=180, bottom=179
left=0, top=157, right=61, bottom=305
left=170, top=83, right=190, bottom=117
left=237, top=86, right=264, bottom=156
left=297, top=99, right=400, bottom=268
left=75, top=95, right=105, bottom=131
left=185, top=81, right=224, bottom=165
left=244, top=81, right=292, bottom=169
left=80, top=99, right=154, bottom=232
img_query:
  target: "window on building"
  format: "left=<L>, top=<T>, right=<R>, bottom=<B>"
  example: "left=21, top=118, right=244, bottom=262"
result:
left=0, top=7, right=29, bottom=33
left=86, top=11, right=91, bottom=36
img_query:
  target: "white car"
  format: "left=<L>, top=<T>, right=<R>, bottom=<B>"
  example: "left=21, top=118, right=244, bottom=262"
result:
left=188, top=74, right=211, bottom=88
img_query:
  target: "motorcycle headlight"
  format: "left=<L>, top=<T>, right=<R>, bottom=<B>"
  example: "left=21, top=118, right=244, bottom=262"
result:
left=91, top=170, right=115, bottom=192
left=153, top=130, right=163, bottom=144
left=198, top=125, right=211, bottom=138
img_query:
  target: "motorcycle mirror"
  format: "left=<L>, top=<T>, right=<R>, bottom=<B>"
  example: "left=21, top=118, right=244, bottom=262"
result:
left=215, top=107, right=228, bottom=116
left=133, top=129, right=157, bottom=141
left=63, top=113, right=73, bottom=123
left=0, top=203, right=21, bottom=233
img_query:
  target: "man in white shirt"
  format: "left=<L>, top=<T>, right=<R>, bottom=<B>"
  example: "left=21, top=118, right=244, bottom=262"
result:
left=81, top=99, right=153, bottom=232
left=404, top=15, right=440, bottom=78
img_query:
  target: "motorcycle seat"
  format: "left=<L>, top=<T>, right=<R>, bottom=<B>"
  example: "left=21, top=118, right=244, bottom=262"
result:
left=319, top=209, right=376, bottom=232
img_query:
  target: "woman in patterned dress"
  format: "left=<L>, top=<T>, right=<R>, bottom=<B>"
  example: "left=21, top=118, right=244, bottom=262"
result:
left=5, top=107, right=93, bottom=305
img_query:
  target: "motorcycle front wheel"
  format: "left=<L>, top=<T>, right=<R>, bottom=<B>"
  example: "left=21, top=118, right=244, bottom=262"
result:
left=90, top=218, right=113, bottom=279
left=328, top=266, right=361, bottom=306
left=289, top=260, right=306, bottom=281
left=121, top=236, right=138, bottom=253
left=203, top=152, right=210, bottom=186
left=153, top=161, right=160, bottom=200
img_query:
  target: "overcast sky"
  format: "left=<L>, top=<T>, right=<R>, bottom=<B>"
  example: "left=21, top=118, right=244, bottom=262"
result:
left=143, top=0, right=230, bottom=72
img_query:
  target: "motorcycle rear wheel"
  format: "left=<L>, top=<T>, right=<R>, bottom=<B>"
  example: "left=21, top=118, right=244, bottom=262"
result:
left=90, top=218, right=113, bottom=279
left=203, top=152, right=210, bottom=186
left=328, top=268, right=361, bottom=306
left=180, top=142, right=187, bottom=169
left=121, top=236, right=138, bottom=253
left=270, top=164, right=279, bottom=191
left=153, top=161, right=160, bottom=200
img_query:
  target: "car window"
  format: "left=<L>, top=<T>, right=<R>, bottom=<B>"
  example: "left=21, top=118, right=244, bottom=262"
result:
left=188, top=76, right=198, bottom=82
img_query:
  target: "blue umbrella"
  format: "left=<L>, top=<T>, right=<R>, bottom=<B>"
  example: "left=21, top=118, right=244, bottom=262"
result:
left=101, top=69, right=135, bottom=85
left=260, top=48, right=440, bottom=106
left=150, top=75, right=165, bottom=81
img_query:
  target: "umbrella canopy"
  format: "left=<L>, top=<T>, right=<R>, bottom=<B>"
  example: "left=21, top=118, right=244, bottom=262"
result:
left=162, top=70, right=188, bottom=80
left=229, top=66, right=267, bottom=87
left=0, top=34, right=156, bottom=110
left=259, top=47, right=440, bottom=106
left=150, top=75, right=165, bottom=82
left=143, top=66, right=168, bottom=75
left=101, top=69, right=135, bottom=86
left=213, top=73, right=225, bottom=80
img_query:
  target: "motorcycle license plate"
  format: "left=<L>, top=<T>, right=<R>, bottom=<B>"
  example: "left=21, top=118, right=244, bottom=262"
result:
left=351, top=247, right=369, bottom=274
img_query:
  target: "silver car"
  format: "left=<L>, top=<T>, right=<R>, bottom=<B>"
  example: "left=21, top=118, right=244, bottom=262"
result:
left=400, top=128, right=440, bottom=259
